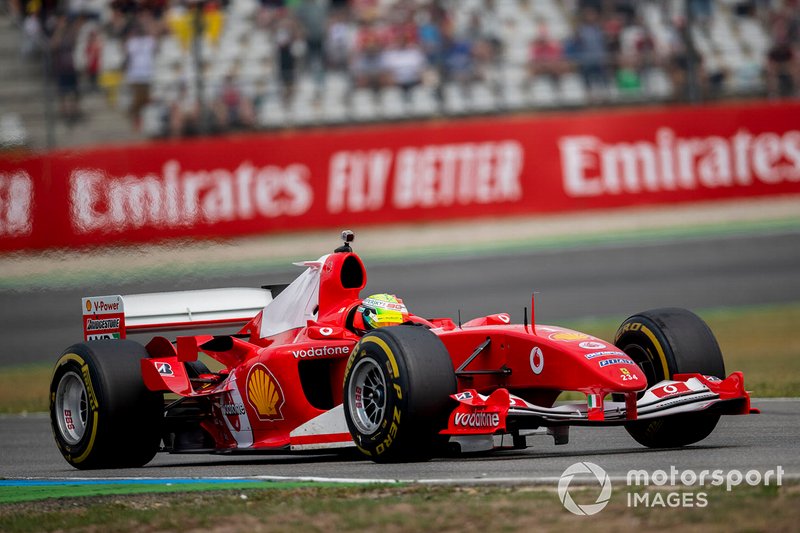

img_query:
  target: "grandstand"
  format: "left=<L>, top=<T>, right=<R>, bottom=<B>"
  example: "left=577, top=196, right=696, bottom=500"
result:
left=0, top=0, right=793, bottom=150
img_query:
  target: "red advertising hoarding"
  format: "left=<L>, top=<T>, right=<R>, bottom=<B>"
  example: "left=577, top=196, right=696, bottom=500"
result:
left=1, top=100, right=800, bottom=252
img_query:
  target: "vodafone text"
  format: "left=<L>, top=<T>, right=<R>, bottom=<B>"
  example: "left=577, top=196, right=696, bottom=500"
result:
left=291, top=346, right=350, bottom=359
left=453, top=412, right=500, bottom=428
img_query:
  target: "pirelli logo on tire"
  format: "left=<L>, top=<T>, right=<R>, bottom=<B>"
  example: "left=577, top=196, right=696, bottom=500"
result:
left=615, top=319, right=671, bottom=383
left=375, top=406, right=402, bottom=456
left=620, top=323, right=642, bottom=333
left=80, top=363, right=100, bottom=410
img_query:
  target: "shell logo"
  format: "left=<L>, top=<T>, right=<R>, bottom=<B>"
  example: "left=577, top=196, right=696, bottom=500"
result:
left=246, top=363, right=285, bottom=421
left=549, top=331, right=590, bottom=342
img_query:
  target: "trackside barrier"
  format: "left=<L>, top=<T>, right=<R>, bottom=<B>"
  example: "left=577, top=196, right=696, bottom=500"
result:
left=2, top=101, right=800, bottom=252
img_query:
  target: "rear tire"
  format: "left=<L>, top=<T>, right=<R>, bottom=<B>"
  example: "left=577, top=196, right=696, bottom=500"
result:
left=614, top=308, right=724, bottom=448
left=50, top=340, right=163, bottom=469
left=343, top=325, right=456, bottom=462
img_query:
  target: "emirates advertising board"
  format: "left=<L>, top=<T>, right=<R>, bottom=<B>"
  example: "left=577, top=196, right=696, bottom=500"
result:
left=1, top=101, right=800, bottom=252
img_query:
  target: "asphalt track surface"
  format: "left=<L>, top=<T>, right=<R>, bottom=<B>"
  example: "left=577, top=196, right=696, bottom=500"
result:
left=1, top=229, right=800, bottom=366
left=2, top=400, right=798, bottom=481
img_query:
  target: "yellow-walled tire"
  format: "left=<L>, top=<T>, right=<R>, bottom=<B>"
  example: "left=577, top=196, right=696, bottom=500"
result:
left=614, top=308, right=724, bottom=448
left=50, top=340, right=163, bottom=469
left=343, top=325, right=456, bottom=462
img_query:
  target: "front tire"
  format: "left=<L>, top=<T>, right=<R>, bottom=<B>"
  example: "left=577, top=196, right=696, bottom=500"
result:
left=50, top=340, right=163, bottom=469
left=343, top=325, right=456, bottom=462
left=614, top=308, right=724, bottom=448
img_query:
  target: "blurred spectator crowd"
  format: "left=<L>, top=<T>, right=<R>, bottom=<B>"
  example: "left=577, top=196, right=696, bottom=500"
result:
left=7, top=0, right=800, bottom=139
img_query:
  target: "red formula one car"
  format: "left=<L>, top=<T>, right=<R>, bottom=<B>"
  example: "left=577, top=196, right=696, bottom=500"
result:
left=50, top=232, right=755, bottom=469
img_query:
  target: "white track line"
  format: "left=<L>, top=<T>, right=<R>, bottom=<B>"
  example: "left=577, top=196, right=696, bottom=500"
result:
left=7, top=474, right=800, bottom=486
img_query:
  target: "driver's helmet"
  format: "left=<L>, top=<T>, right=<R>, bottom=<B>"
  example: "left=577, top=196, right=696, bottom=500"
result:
left=356, top=294, right=409, bottom=330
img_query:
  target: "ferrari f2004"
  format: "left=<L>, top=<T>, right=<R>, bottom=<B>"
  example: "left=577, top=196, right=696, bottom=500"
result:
left=50, top=232, right=754, bottom=469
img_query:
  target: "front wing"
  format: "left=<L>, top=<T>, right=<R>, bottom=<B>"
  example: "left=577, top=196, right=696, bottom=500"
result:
left=441, top=372, right=755, bottom=438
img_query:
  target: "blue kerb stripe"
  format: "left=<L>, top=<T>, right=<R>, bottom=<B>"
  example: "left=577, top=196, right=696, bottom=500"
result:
left=0, top=479, right=266, bottom=487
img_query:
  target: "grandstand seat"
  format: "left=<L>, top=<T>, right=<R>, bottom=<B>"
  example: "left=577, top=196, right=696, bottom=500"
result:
left=379, top=86, right=407, bottom=119
left=244, top=31, right=274, bottom=62
left=0, top=112, right=27, bottom=147
left=728, top=53, right=764, bottom=93
left=229, top=0, right=259, bottom=19
left=442, top=83, right=468, bottom=115
left=218, top=33, right=242, bottom=57
left=141, top=103, right=166, bottom=137
left=559, top=73, right=588, bottom=106
left=295, top=74, right=318, bottom=101
left=258, top=97, right=288, bottom=128
left=324, top=72, right=350, bottom=96
left=238, top=58, right=270, bottom=88
left=504, top=42, right=530, bottom=66
left=321, top=95, right=349, bottom=124
left=100, top=39, right=126, bottom=71
left=469, top=82, right=497, bottom=113
left=408, top=85, right=439, bottom=117
left=318, top=72, right=350, bottom=123
left=501, top=81, right=527, bottom=110
left=290, top=96, right=319, bottom=126
left=529, top=76, right=558, bottom=107
left=738, top=19, right=770, bottom=56
left=644, top=68, right=673, bottom=99
left=350, top=89, right=379, bottom=122
left=156, top=36, right=185, bottom=67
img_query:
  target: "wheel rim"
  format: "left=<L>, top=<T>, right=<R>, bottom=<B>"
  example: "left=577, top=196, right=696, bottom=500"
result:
left=348, top=358, right=387, bottom=435
left=55, top=371, right=89, bottom=445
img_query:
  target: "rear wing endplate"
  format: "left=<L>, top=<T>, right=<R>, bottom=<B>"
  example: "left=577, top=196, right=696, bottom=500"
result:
left=82, top=288, right=274, bottom=341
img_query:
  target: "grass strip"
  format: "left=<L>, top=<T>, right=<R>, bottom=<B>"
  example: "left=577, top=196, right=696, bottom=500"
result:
left=0, top=484, right=797, bottom=532
left=0, top=480, right=362, bottom=504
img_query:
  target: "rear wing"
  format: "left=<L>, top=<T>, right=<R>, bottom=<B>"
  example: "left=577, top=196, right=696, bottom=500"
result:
left=82, top=288, right=274, bottom=341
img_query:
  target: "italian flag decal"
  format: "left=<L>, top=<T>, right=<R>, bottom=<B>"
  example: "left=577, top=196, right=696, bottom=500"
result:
left=588, top=394, right=600, bottom=408
left=587, top=394, right=604, bottom=421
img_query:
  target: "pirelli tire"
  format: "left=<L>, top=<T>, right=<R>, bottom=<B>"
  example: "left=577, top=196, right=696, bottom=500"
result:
left=343, top=325, right=457, bottom=463
left=50, top=340, right=163, bottom=469
left=614, top=308, right=725, bottom=448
